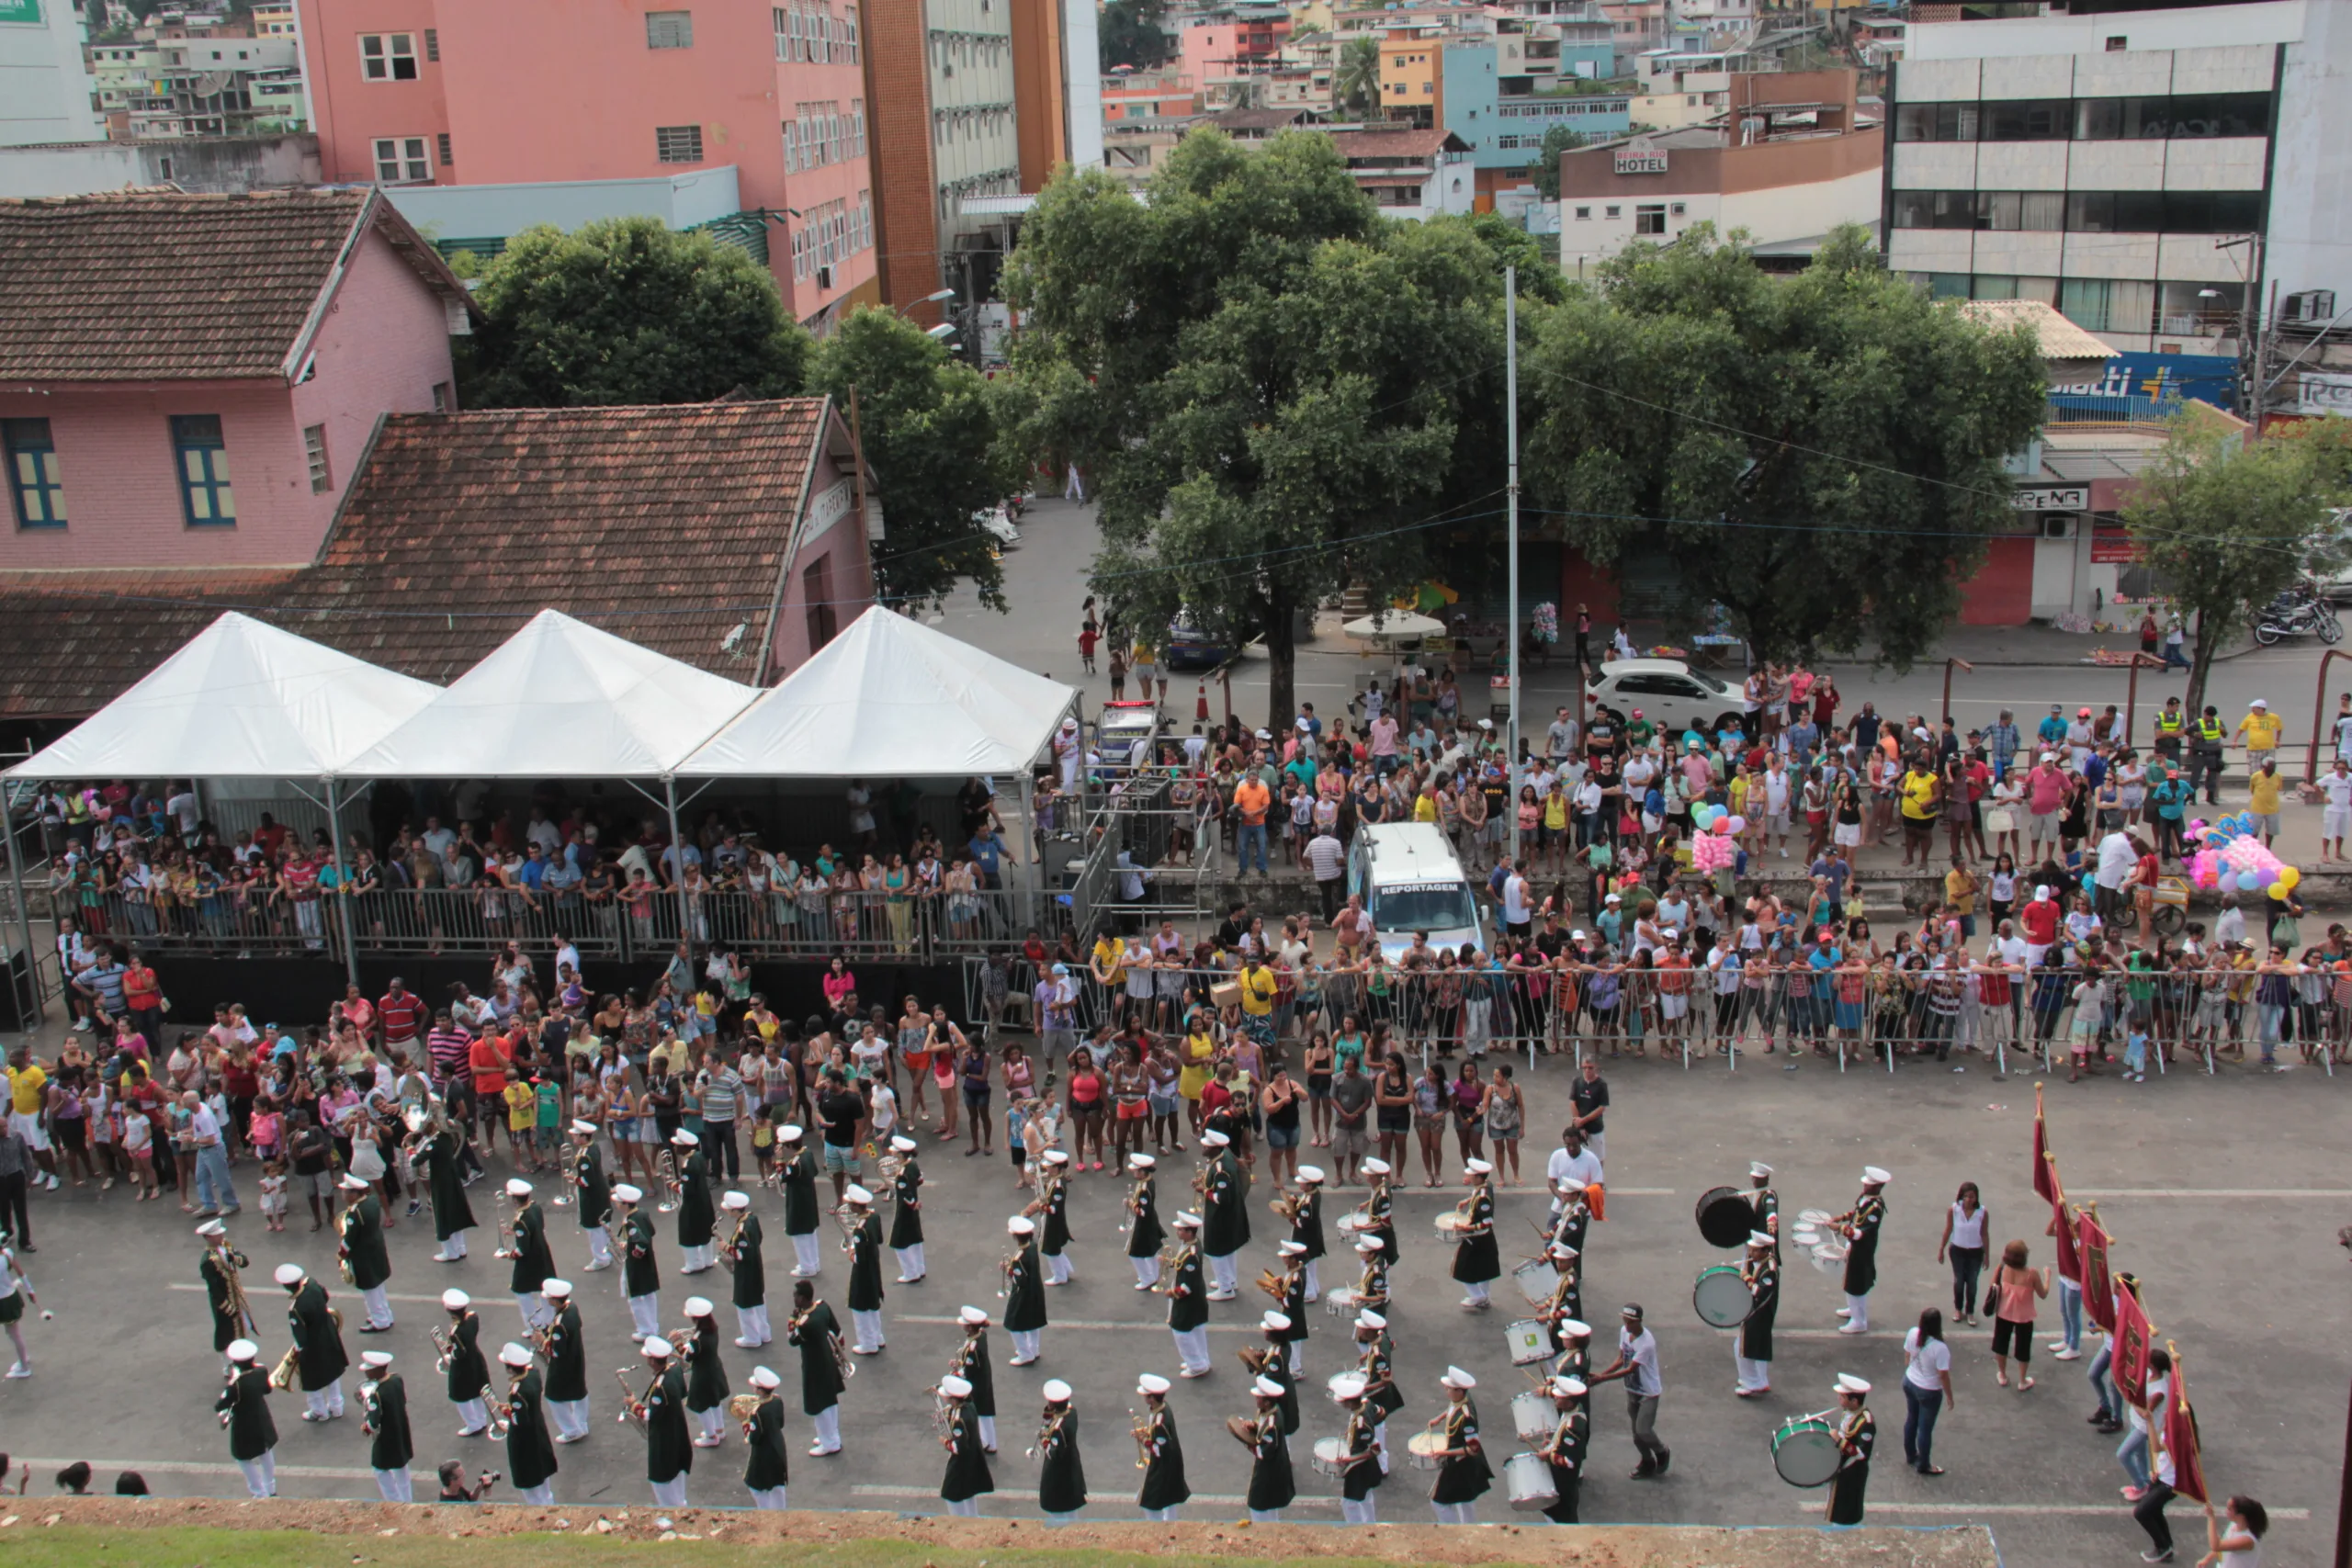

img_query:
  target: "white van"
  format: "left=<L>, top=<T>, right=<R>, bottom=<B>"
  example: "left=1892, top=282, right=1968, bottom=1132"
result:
left=1345, top=822, right=1487, bottom=961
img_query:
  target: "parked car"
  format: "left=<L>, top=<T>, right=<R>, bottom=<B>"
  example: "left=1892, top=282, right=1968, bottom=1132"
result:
left=1588, top=658, right=1743, bottom=736
left=1163, top=614, right=1233, bottom=671
left=978, top=506, right=1022, bottom=548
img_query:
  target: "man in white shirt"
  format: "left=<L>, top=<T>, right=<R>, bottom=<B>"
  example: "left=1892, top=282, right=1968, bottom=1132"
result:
left=186, top=1094, right=240, bottom=1216
left=419, top=816, right=458, bottom=862
left=1591, top=1304, right=1668, bottom=1478
left=1305, top=829, right=1346, bottom=919
left=1762, top=762, right=1792, bottom=859
left=1500, top=859, right=1532, bottom=940
left=2322, top=759, right=2352, bottom=862
left=2211, top=896, right=2245, bottom=952
left=1545, top=1129, right=1603, bottom=1214
left=1545, top=707, right=1579, bottom=761
left=2093, top=829, right=2139, bottom=922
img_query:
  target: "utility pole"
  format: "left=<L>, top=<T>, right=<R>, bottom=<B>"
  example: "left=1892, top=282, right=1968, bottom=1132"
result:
left=1505, top=264, right=1522, bottom=866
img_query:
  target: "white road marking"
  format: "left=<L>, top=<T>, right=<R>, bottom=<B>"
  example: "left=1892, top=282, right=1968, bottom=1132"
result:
left=898, top=1314, right=1258, bottom=1333
left=2068, top=1189, right=2352, bottom=1199
left=1801, top=1501, right=2310, bottom=1520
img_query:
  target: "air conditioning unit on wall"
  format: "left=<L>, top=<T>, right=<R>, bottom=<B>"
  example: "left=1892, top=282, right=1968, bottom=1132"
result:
left=2041, top=515, right=2075, bottom=540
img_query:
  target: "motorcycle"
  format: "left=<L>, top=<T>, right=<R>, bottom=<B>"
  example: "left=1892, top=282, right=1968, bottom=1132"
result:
left=2253, top=586, right=2341, bottom=646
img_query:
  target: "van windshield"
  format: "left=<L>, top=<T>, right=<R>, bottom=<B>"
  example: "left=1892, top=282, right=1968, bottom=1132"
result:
left=1370, top=883, right=1479, bottom=935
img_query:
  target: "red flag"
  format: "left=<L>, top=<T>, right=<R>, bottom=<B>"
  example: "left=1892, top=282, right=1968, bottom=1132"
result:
left=2049, top=1199, right=2083, bottom=1284
left=2112, top=1288, right=2155, bottom=1407
left=2078, top=1212, right=2115, bottom=1334
left=2163, top=1353, right=2209, bottom=1506
left=2031, top=1088, right=2060, bottom=1204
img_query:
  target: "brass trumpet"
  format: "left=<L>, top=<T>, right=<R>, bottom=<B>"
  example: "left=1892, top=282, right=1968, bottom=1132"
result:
left=486, top=1371, right=519, bottom=1439
left=1023, top=1404, right=1068, bottom=1462
left=267, top=1343, right=301, bottom=1391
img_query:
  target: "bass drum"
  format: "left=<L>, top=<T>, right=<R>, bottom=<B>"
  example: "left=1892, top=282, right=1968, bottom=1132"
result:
left=1505, top=1450, right=1558, bottom=1511
left=1692, top=1263, right=1753, bottom=1328
left=1771, top=1415, right=1843, bottom=1487
left=1695, top=1185, right=1753, bottom=1248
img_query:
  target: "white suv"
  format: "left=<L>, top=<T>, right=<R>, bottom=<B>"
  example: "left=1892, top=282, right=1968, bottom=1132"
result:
left=1588, top=659, right=1743, bottom=735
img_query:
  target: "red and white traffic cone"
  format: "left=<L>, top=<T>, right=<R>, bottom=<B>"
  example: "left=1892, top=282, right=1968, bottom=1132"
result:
left=1195, top=680, right=1210, bottom=722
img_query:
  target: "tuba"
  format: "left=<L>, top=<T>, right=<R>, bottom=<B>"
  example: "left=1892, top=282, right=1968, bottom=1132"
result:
left=267, top=1342, right=301, bottom=1391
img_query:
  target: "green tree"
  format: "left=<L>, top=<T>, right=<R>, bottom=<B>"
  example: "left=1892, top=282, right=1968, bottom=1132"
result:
left=1003, top=131, right=1522, bottom=725
left=1099, top=0, right=1170, bottom=70
left=1520, top=224, right=2047, bottom=667
left=1335, top=36, right=1383, bottom=118
left=810, top=306, right=1023, bottom=611
left=1528, top=125, right=1586, bottom=200
left=461, top=218, right=810, bottom=408
left=2123, top=413, right=2348, bottom=716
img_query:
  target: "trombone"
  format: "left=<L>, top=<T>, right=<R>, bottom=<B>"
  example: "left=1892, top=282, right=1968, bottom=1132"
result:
left=486, top=1369, right=520, bottom=1439
left=429, top=1325, right=456, bottom=1374
left=654, top=1149, right=681, bottom=1214
left=492, top=1218, right=516, bottom=1260
left=551, top=1142, right=580, bottom=1209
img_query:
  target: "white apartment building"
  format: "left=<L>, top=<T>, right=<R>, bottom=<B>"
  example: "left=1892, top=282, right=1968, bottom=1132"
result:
left=1, top=0, right=101, bottom=147
left=1884, top=0, right=2352, bottom=356
left=929, top=0, right=1023, bottom=243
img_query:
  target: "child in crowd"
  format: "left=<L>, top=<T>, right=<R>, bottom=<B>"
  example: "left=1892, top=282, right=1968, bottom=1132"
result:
left=119, top=1102, right=158, bottom=1201
left=257, top=1157, right=289, bottom=1232
left=2123, top=1024, right=2149, bottom=1084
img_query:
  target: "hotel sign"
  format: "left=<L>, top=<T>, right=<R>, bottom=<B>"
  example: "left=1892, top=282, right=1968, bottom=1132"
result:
left=1613, top=146, right=1668, bottom=174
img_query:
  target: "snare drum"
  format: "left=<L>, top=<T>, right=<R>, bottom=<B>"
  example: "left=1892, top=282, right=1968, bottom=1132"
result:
left=1505, top=1450, right=1557, bottom=1511
left=1511, top=1389, right=1555, bottom=1444
left=1311, top=1436, right=1348, bottom=1477
left=1511, top=1258, right=1555, bottom=1306
left=1504, top=1317, right=1552, bottom=1365
left=1770, top=1415, right=1843, bottom=1487
left=1324, top=1286, right=1361, bottom=1319
left=1406, top=1430, right=1446, bottom=1471
left=1790, top=1224, right=1821, bottom=1250
left=1796, top=1208, right=1835, bottom=1227
left=1692, top=1263, right=1753, bottom=1328
left=1336, top=1213, right=1365, bottom=1238
left=1809, top=1240, right=1850, bottom=1275
left=1434, top=1211, right=1471, bottom=1244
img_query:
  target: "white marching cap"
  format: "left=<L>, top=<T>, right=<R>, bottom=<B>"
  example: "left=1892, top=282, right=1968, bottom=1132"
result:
left=1362, top=1157, right=1391, bottom=1177
left=612, top=1183, right=645, bottom=1203
left=1261, top=1311, right=1292, bottom=1332
left=1042, top=1379, right=1073, bottom=1403
left=751, top=1366, right=781, bottom=1390
left=1295, top=1166, right=1324, bottom=1184
left=361, top=1350, right=395, bottom=1370
left=1550, top=1376, right=1588, bottom=1398
left=1556, top=1318, right=1592, bottom=1339
left=1043, top=1149, right=1069, bottom=1166
left=1749, top=1161, right=1773, bottom=1179
left=1556, top=1176, right=1587, bottom=1191
left=1861, top=1166, right=1891, bottom=1186
left=1354, top=1310, right=1387, bottom=1331
left=1277, top=1239, right=1306, bottom=1256
left=1329, top=1372, right=1367, bottom=1401
left=1836, top=1373, right=1872, bottom=1396
left=274, top=1263, right=305, bottom=1286
left=684, top=1296, right=715, bottom=1317
left=721, top=1190, right=751, bottom=1211
left=1173, top=1211, right=1202, bottom=1229
left=958, top=1305, right=989, bottom=1325
left=1136, top=1373, right=1172, bottom=1396
left=1127, top=1153, right=1157, bottom=1170
left=844, top=1185, right=875, bottom=1206
left=1749, top=1231, right=1775, bottom=1248
left=196, top=1219, right=227, bottom=1238
left=505, top=1179, right=533, bottom=1198
left=570, top=1120, right=600, bottom=1136
left=1465, top=1158, right=1493, bottom=1177
left=1353, top=1234, right=1385, bottom=1253
left=939, top=1374, right=973, bottom=1398
left=1251, top=1376, right=1285, bottom=1399
left=339, top=1173, right=371, bottom=1191
left=1441, top=1365, right=1477, bottom=1390
left=542, top=1279, right=573, bottom=1299
left=1548, top=1243, right=1578, bottom=1260
left=1200, top=1130, right=1229, bottom=1148
left=1007, top=1214, right=1036, bottom=1235
left=890, top=1135, right=919, bottom=1153
left=442, top=1289, right=470, bottom=1310
left=779, top=1124, right=806, bottom=1142
left=671, top=1129, right=701, bottom=1146
left=498, top=1341, right=533, bottom=1368
left=642, top=1336, right=673, bottom=1359
left=227, top=1338, right=260, bottom=1362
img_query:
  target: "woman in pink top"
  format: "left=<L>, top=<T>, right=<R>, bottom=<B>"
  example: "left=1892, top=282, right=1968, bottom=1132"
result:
left=821, top=955, right=857, bottom=1012
left=1985, top=1238, right=2052, bottom=1390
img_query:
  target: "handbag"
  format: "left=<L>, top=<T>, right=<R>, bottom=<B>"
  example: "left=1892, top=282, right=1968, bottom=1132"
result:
left=1984, top=807, right=2016, bottom=834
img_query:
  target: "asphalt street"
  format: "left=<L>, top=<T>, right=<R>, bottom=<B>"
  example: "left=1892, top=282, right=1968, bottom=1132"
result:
left=2, top=1049, right=2344, bottom=1568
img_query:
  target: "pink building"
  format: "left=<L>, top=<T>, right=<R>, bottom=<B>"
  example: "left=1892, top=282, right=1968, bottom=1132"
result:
left=0, top=189, right=468, bottom=572
left=296, top=0, right=878, bottom=324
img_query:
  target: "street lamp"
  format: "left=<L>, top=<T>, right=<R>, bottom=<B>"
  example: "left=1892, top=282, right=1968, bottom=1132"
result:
left=925, top=321, right=957, bottom=341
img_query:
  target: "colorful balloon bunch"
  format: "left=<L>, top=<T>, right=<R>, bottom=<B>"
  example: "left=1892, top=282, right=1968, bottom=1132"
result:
left=1689, top=804, right=1746, bottom=871
left=2184, top=814, right=2302, bottom=900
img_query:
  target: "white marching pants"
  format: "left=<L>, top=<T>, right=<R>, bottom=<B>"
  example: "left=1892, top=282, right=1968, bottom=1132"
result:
left=1132, top=1254, right=1160, bottom=1287
left=810, top=1404, right=841, bottom=1453
left=360, top=1283, right=394, bottom=1329
left=1736, top=1346, right=1772, bottom=1392
left=946, top=1497, right=981, bottom=1516
left=735, top=1303, right=771, bottom=1347
left=978, top=1414, right=997, bottom=1450
left=515, top=1291, right=552, bottom=1330
left=1433, top=1501, right=1477, bottom=1525
left=518, top=1482, right=554, bottom=1505
left=583, top=1224, right=615, bottom=1269
left=1044, top=1249, right=1072, bottom=1284
left=1208, top=1252, right=1238, bottom=1295
left=790, top=1232, right=821, bottom=1276
left=852, top=1308, right=886, bottom=1352
left=695, top=1406, right=725, bottom=1444
left=650, top=1475, right=688, bottom=1506
left=1341, top=1495, right=1377, bottom=1525
left=236, top=1450, right=277, bottom=1497
left=750, top=1484, right=788, bottom=1509
left=895, top=1244, right=925, bottom=1280
left=1249, top=1508, right=1283, bottom=1523
left=304, top=1380, right=346, bottom=1419
left=437, top=1227, right=470, bottom=1261
left=1843, top=1292, right=1871, bottom=1332
left=1305, top=1259, right=1320, bottom=1302
left=681, top=1244, right=716, bottom=1274
left=1375, top=1419, right=1390, bottom=1472
left=1463, top=1280, right=1492, bottom=1306
left=455, top=1397, right=490, bottom=1434
left=1143, top=1506, right=1181, bottom=1521
left=628, top=1292, right=662, bottom=1338
left=1044, top=1511, right=1080, bottom=1527
left=1171, top=1325, right=1210, bottom=1375
left=1009, top=1328, right=1041, bottom=1363
left=548, top=1397, right=591, bottom=1440
left=375, top=1466, right=413, bottom=1501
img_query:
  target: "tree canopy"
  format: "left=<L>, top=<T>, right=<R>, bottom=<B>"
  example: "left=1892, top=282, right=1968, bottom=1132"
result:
left=1003, top=131, right=1531, bottom=724
left=1099, top=0, right=1171, bottom=70
left=1520, top=224, right=2047, bottom=667
left=460, top=218, right=810, bottom=409
left=1528, top=126, right=1586, bottom=201
left=810, top=307, right=1025, bottom=611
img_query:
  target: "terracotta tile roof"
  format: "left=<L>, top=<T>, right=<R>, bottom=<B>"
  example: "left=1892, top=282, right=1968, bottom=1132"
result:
left=0, top=570, right=301, bottom=722
left=1328, top=127, right=1469, bottom=161
left=0, top=188, right=468, bottom=384
left=269, top=400, right=834, bottom=684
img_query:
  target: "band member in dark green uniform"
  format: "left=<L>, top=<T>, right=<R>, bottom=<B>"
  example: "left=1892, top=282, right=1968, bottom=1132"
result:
left=719, top=1190, right=769, bottom=1348
left=777, top=1125, right=823, bottom=1279
left=843, top=1184, right=887, bottom=1354
left=1199, top=1130, right=1250, bottom=1298
left=1450, top=1160, right=1501, bottom=1310
left=358, top=1349, right=413, bottom=1500
left=1165, top=1211, right=1209, bottom=1377
left=1429, top=1365, right=1492, bottom=1524
left=1351, top=1308, right=1401, bottom=1462
left=198, top=1220, right=254, bottom=1359
left=1134, top=1371, right=1189, bottom=1520
left=1826, top=1374, right=1875, bottom=1525
left=421, top=1111, right=475, bottom=1262
left=1001, top=1213, right=1046, bottom=1364
left=496, top=1339, right=559, bottom=1504
left=1290, top=1165, right=1328, bottom=1302
left=614, top=1183, right=662, bottom=1339
left=537, top=1278, right=591, bottom=1443
left=1036, top=1149, right=1075, bottom=1284
left=1838, top=1168, right=1888, bottom=1333
left=937, top=1372, right=991, bottom=1516
left=336, top=1176, right=394, bottom=1332
left=1332, top=1372, right=1385, bottom=1525
left=1252, top=1311, right=1299, bottom=1436
left=503, top=1179, right=556, bottom=1330
left=683, top=1296, right=729, bottom=1448
left=1125, top=1153, right=1165, bottom=1289
left=1540, top=1242, right=1583, bottom=1353
left=786, top=1279, right=844, bottom=1456
left=673, top=1130, right=717, bottom=1274
left=276, top=1261, right=348, bottom=1422
left=1274, top=1240, right=1310, bottom=1372
left=1747, top=1160, right=1780, bottom=1260
left=741, top=1364, right=790, bottom=1508
left=887, top=1135, right=925, bottom=1283
left=1238, top=1375, right=1294, bottom=1522
left=569, top=1120, right=616, bottom=1272
left=953, top=1305, right=999, bottom=1450
left=1035, top=1378, right=1086, bottom=1523
left=215, top=1337, right=278, bottom=1497
left=1361, top=1156, right=1398, bottom=1265
left=628, top=1334, right=692, bottom=1506
left=1736, top=1229, right=1778, bottom=1397
left=1537, top=1374, right=1589, bottom=1524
